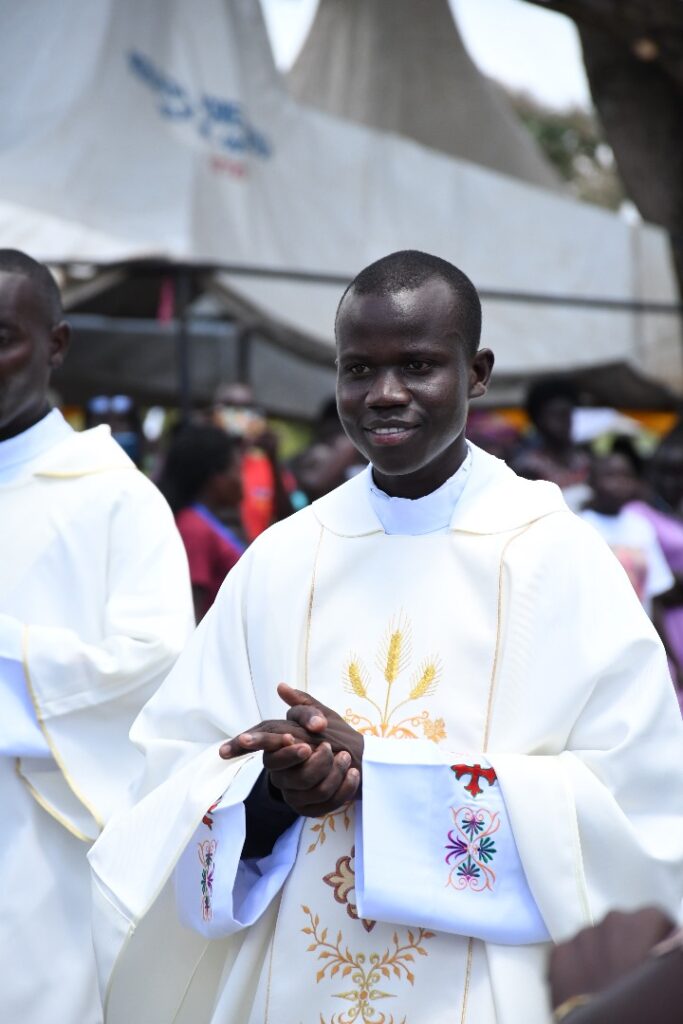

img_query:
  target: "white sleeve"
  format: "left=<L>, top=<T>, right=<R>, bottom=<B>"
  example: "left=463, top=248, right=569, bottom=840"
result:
left=175, top=761, right=304, bottom=937
left=355, top=737, right=549, bottom=945
left=0, top=614, right=50, bottom=757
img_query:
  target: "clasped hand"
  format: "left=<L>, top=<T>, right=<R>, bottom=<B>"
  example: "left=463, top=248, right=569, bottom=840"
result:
left=219, top=683, right=363, bottom=817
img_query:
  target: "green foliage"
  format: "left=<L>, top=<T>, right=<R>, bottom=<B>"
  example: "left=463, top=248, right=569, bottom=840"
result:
left=504, top=86, right=625, bottom=209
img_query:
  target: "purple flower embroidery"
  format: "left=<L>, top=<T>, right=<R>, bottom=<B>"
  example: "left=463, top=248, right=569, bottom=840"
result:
left=445, top=805, right=501, bottom=893
left=445, top=831, right=468, bottom=863
left=198, top=839, right=217, bottom=922
left=460, top=809, right=485, bottom=838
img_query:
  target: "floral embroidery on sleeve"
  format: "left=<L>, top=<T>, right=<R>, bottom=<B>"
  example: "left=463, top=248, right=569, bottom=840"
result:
left=445, top=806, right=499, bottom=892
left=198, top=839, right=217, bottom=921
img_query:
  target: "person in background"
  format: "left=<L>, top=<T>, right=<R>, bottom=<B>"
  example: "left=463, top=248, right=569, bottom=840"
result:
left=0, top=249, right=194, bottom=1024
left=549, top=908, right=682, bottom=1023
left=85, top=393, right=144, bottom=467
left=511, top=378, right=590, bottom=511
left=212, top=382, right=294, bottom=540
left=578, top=450, right=681, bottom=678
left=627, top=426, right=683, bottom=709
left=159, top=424, right=245, bottom=622
left=292, top=396, right=365, bottom=502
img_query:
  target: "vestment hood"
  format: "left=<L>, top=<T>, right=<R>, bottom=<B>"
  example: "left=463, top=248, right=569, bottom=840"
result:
left=312, top=443, right=568, bottom=537
left=32, top=425, right=135, bottom=478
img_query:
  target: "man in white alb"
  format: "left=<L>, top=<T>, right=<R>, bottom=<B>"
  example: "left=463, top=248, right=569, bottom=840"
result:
left=0, top=249, right=194, bottom=1023
left=90, top=251, right=683, bottom=1024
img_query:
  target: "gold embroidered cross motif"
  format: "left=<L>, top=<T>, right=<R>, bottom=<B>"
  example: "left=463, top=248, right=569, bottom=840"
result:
left=302, top=905, right=434, bottom=1024
left=343, top=617, right=445, bottom=743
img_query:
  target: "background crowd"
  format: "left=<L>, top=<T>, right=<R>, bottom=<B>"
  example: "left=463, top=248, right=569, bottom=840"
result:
left=74, top=378, right=683, bottom=719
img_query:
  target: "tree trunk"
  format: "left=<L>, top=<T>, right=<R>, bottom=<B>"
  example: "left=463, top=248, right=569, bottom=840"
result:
left=520, top=0, right=683, bottom=292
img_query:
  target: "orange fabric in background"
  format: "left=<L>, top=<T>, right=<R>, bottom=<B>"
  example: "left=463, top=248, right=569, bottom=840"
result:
left=241, top=449, right=275, bottom=542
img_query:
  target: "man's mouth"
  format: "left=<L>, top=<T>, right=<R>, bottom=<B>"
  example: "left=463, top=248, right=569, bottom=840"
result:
left=364, top=423, right=419, bottom=445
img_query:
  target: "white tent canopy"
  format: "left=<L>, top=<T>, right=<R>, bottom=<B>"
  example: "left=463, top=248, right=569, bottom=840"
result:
left=288, top=0, right=561, bottom=191
left=0, top=0, right=680, bottom=409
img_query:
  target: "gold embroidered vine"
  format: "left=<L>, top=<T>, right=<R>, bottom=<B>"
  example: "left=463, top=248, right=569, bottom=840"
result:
left=306, top=805, right=352, bottom=854
left=343, top=617, right=445, bottom=743
left=302, top=905, right=435, bottom=1024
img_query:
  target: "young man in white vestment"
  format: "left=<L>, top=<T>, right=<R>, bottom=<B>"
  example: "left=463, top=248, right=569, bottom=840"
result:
left=90, top=251, right=683, bottom=1024
left=0, top=250, right=195, bottom=1024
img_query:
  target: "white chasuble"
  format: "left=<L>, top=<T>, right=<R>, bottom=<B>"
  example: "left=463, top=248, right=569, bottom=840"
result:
left=89, top=446, right=683, bottom=1024
left=0, top=419, right=194, bottom=1024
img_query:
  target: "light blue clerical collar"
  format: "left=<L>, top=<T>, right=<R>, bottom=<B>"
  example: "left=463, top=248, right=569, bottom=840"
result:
left=0, top=408, right=73, bottom=484
left=366, top=445, right=473, bottom=536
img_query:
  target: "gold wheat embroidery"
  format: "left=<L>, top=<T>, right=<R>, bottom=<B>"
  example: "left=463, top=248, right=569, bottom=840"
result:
left=302, top=905, right=434, bottom=1024
left=343, top=618, right=445, bottom=743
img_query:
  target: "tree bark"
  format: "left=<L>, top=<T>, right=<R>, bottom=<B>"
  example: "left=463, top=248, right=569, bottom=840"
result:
left=520, top=0, right=683, bottom=291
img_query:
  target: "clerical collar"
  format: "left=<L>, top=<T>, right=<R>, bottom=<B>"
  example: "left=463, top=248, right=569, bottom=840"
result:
left=367, top=446, right=472, bottom=535
left=0, top=409, right=73, bottom=484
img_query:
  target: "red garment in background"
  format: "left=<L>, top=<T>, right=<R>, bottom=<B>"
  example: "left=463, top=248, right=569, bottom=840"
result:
left=240, top=450, right=297, bottom=542
left=175, top=507, right=242, bottom=610
left=240, top=449, right=275, bottom=542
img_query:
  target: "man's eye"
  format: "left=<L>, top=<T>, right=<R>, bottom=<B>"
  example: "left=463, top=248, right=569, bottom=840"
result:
left=347, top=364, right=369, bottom=376
left=406, top=360, right=430, bottom=372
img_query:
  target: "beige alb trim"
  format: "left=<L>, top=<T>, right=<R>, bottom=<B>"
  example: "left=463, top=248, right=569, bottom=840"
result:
left=303, top=525, right=325, bottom=692
left=20, top=625, right=105, bottom=831
left=14, top=759, right=92, bottom=843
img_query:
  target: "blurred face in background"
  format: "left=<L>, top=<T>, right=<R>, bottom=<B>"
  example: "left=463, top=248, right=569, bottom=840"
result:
left=208, top=447, right=243, bottom=510
left=534, top=395, right=574, bottom=448
left=650, top=441, right=683, bottom=514
left=589, top=453, right=640, bottom=515
left=0, top=272, right=69, bottom=440
left=213, top=382, right=267, bottom=442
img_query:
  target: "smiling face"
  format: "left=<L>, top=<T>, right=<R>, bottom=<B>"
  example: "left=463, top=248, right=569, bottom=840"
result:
left=335, top=278, right=493, bottom=498
left=0, top=272, right=70, bottom=441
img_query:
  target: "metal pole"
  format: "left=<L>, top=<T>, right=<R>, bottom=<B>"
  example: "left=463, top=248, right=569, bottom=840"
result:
left=176, top=268, right=192, bottom=423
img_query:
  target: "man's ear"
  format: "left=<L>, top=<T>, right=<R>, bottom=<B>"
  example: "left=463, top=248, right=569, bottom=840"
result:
left=468, top=348, right=494, bottom=399
left=48, top=321, right=71, bottom=370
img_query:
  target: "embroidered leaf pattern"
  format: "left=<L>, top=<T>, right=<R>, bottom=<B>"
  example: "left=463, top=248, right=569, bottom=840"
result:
left=302, top=906, right=434, bottom=1024
left=307, top=806, right=352, bottom=854
left=476, top=836, right=497, bottom=864
left=197, top=840, right=217, bottom=921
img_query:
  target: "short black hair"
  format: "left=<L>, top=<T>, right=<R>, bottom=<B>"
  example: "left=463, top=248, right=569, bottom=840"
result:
left=335, top=250, right=482, bottom=356
left=610, top=434, right=644, bottom=477
left=158, top=425, right=239, bottom=513
left=0, top=249, right=63, bottom=324
left=525, top=378, right=579, bottom=426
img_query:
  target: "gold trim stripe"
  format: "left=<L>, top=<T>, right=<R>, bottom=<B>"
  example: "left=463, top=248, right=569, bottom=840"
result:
left=459, top=937, right=474, bottom=1024
left=303, top=525, right=324, bottom=693
left=460, top=524, right=533, bottom=1023
left=21, top=624, right=105, bottom=831
left=14, top=759, right=92, bottom=843
left=482, top=525, right=533, bottom=752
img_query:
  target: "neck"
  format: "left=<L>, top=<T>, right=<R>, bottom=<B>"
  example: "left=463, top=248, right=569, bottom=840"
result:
left=586, top=500, right=623, bottom=517
left=372, top=437, right=467, bottom=499
left=542, top=437, right=572, bottom=460
left=0, top=403, right=51, bottom=443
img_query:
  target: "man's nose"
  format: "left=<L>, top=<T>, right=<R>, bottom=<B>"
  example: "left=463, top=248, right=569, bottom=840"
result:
left=366, top=369, right=410, bottom=406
